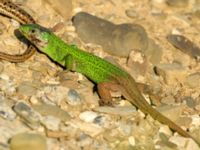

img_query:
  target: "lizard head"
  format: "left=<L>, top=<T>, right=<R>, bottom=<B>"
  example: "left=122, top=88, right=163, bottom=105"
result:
left=19, top=24, right=51, bottom=50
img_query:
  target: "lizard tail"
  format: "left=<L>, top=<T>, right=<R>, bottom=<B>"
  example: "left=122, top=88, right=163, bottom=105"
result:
left=114, top=74, right=199, bottom=145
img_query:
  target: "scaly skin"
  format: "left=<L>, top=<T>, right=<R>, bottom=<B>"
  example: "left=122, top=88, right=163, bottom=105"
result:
left=0, top=0, right=36, bottom=62
left=19, top=24, right=200, bottom=145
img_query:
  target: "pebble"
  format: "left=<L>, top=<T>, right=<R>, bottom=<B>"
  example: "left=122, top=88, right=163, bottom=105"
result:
left=185, top=72, right=200, bottom=88
left=145, top=38, right=163, bottom=65
left=161, top=95, right=175, bottom=105
left=0, top=100, right=16, bottom=120
left=94, top=106, right=137, bottom=116
left=44, top=0, right=73, bottom=20
left=155, top=63, right=188, bottom=85
left=157, top=105, right=184, bottom=122
left=10, top=133, right=47, bottom=150
left=77, top=133, right=94, bottom=147
left=118, top=122, right=132, bottom=136
left=43, top=86, right=69, bottom=105
left=32, top=104, right=71, bottom=122
left=41, top=116, right=61, bottom=131
left=169, top=136, right=199, bottom=150
left=166, top=0, right=189, bottom=7
left=127, top=51, right=147, bottom=76
left=13, top=101, right=41, bottom=129
left=167, top=34, right=200, bottom=60
left=159, top=132, right=177, bottom=148
left=68, top=120, right=104, bottom=137
left=125, top=9, right=138, bottom=19
left=79, top=111, right=99, bottom=123
left=184, top=96, right=197, bottom=108
left=17, top=81, right=37, bottom=96
left=67, top=89, right=82, bottom=105
left=73, top=12, right=148, bottom=57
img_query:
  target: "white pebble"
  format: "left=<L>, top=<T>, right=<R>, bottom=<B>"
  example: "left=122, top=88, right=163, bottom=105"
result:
left=79, top=111, right=98, bottom=123
left=128, top=136, right=136, bottom=146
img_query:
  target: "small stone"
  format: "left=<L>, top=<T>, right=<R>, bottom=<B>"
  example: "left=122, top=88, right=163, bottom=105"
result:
left=161, top=95, right=175, bottom=105
left=145, top=38, right=163, bottom=65
left=13, top=101, right=41, bottom=129
left=0, top=73, right=9, bottom=81
left=185, top=72, right=200, bottom=88
left=127, top=51, right=147, bottom=76
left=191, top=115, right=200, bottom=127
left=167, top=34, right=200, bottom=60
left=43, top=86, right=69, bottom=105
left=94, top=106, right=137, bottom=116
left=67, top=89, right=82, bottom=105
left=119, top=122, right=132, bottom=136
left=128, top=136, right=136, bottom=146
left=159, top=126, right=173, bottom=136
left=68, top=120, right=104, bottom=137
left=41, top=116, right=61, bottom=131
left=166, top=0, right=189, bottom=7
left=155, top=63, right=188, bottom=85
left=151, top=0, right=165, bottom=4
left=10, top=133, right=47, bottom=150
left=183, top=96, right=197, bottom=108
left=169, top=136, right=199, bottom=150
left=159, top=132, right=177, bottom=148
left=115, top=141, right=134, bottom=150
left=157, top=105, right=184, bottom=122
left=0, top=99, right=16, bottom=120
left=32, top=104, right=71, bottom=122
left=17, top=81, right=37, bottom=96
left=79, top=111, right=99, bottom=123
left=125, top=9, right=138, bottom=19
left=77, top=133, right=93, bottom=147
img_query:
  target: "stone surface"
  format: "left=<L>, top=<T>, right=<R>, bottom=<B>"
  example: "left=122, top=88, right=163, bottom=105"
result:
left=10, top=133, right=47, bottom=150
left=155, top=63, right=188, bottom=85
left=73, top=12, right=148, bottom=57
left=166, top=0, right=189, bottom=7
left=13, top=101, right=41, bottom=129
left=167, top=34, right=200, bottom=60
left=32, top=104, right=71, bottom=121
left=185, top=72, right=200, bottom=88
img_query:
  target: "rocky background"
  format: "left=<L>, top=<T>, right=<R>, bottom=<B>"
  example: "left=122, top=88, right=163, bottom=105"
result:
left=0, top=0, right=200, bottom=150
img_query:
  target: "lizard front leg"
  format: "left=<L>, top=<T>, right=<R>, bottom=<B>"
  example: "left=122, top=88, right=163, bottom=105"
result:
left=64, top=54, right=76, bottom=71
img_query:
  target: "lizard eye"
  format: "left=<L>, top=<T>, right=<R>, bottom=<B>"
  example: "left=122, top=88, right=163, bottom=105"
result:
left=30, top=29, right=36, bottom=34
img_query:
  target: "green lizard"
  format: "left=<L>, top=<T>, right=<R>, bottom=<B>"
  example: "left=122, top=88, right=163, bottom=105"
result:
left=19, top=23, right=199, bottom=145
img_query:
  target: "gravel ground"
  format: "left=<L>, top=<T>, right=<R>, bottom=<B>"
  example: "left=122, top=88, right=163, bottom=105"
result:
left=0, top=0, right=200, bottom=150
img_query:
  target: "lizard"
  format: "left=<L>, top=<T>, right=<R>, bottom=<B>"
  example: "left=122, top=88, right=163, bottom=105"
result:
left=0, top=0, right=36, bottom=62
left=19, top=23, right=200, bottom=145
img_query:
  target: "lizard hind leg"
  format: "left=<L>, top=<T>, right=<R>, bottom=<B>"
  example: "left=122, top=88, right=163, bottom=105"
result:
left=97, top=82, right=121, bottom=106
